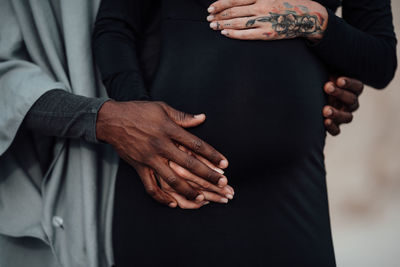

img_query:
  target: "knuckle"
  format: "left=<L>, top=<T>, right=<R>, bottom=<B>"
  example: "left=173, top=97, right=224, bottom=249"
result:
left=149, top=138, right=164, bottom=150
left=207, top=170, right=218, bottom=181
left=348, top=114, right=354, bottom=123
left=145, top=186, right=157, bottom=197
left=165, top=175, right=179, bottom=186
left=191, top=139, right=203, bottom=152
left=201, top=181, right=211, bottom=190
left=184, top=156, right=196, bottom=169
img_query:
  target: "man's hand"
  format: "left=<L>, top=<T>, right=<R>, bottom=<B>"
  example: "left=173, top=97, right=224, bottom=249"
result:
left=207, top=0, right=328, bottom=41
left=96, top=101, right=230, bottom=208
left=323, top=77, right=364, bottom=136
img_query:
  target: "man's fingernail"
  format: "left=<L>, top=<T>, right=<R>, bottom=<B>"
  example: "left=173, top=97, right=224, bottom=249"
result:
left=218, top=177, right=228, bottom=187
left=221, top=198, right=229, bottom=203
left=207, top=15, right=214, bottom=21
left=326, top=108, right=333, bottom=116
left=214, top=168, right=224, bottom=174
left=226, top=194, right=234, bottom=200
left=208, top=6, right=215, bottom=13
left=221, top=30, right=228, bottom=35
left=219, top=159, right=229, bottom=168
left=196, top=194, right=205, bottom=202
left=194, top=114, right=205, bottom=119
left=204, top=201, right=210, bottom=205
left=169, top=202, right=177, bottom=208
left=338, top=78, right=346, bottom=87
left=327, top=84, right=335, bottom=93
left=210, top=22, right=217, bottom=29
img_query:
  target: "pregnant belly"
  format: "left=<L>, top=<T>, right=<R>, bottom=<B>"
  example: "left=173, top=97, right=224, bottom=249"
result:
left=151, top=19, right=327, bottom=175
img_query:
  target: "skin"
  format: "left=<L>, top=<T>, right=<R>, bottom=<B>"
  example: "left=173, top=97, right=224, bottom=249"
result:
left=207, top=0, right=328, bottom=41
left=324, top=76, right=364, bottom=135
left=96, top=101, right=233, bottom=209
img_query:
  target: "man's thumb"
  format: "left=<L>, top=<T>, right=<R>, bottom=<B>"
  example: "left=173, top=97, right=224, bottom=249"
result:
left=161, top=103, right=206, bottom=128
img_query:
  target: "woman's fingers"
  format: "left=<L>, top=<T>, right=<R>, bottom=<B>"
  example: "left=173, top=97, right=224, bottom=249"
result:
left=178, top=145, right=225, bottom=175
left=221, top=28, right=274, bottom=40
left=207, top=5, right=256, bottom=21
left=152, top=158, right=204, bottom=202
left=164, top=144, right=227, bottom=187
left=208, top=0, right=256, bottom=14
left=210, top=17, right=259, bottom=30
left=187, top=181, right=230, bottom=204
left=166, top=124, right=229, bottom=169
left=169, top=161, right=234, bottom=199
left=133, top=163, right=177, bottom=208
left=158, top=178, right=210, bottom=209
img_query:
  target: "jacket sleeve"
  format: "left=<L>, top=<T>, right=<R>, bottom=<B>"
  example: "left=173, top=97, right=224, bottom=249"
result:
left=0, top=0, right=67, bottom=155
left=309, top=0, right=397, bottom=89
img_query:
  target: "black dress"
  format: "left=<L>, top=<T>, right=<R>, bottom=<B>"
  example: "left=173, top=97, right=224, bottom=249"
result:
left=92, top=0, right=396, bottom=266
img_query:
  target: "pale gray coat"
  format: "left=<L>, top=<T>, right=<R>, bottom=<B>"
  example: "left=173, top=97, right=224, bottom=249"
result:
left=0, top=0, right=119, bottom=266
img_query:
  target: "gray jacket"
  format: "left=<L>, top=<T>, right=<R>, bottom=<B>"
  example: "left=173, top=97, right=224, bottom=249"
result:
left=0, top=0, right=119, bottom=266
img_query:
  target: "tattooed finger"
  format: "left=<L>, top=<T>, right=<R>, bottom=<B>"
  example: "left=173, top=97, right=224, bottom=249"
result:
left=210, top=17, right=260, bottom=30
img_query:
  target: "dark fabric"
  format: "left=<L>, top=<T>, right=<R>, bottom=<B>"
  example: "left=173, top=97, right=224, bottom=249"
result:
left=23, top=89, right=109, bottom=143
left=309, top=0, right=397, bottom=89
left=93, top=0, right=161, bottom=101
left=93, top=0, right=396, bottom=266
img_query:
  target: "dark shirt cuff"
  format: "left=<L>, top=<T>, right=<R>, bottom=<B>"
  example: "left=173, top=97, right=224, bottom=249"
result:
left=306, top=8, right=341, bottom=57
left=24, top=89, right=111, bottom=144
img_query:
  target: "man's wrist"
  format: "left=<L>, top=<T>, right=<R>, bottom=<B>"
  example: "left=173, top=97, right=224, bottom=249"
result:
left=96, top=100, right=120, bottom=144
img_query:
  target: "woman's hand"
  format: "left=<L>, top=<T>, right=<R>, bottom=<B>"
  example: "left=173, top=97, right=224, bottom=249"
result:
left=207, top=0, right=328, bottom=41
left=134, top=146, right=234, bottom=210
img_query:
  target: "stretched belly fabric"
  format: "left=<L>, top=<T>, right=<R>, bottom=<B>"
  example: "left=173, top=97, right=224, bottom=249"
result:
left=151, top=19, right=328, bottom=175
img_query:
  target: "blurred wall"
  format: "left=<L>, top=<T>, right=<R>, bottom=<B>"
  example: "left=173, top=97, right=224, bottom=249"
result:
left=326, top=2, right=400, bottom=266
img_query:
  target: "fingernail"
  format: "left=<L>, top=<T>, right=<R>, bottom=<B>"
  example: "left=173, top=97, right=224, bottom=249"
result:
left=214, top=167, right=224, bottom=174
left=210, top=22, right=217, bottom=29
left=204, top=201, right=210, bottom=205
left=194, top=114, right=205, bottom=119
left=221, top=30, right=228, bottom=35
left=338, top=78, right=346, bottom=87
left=218, top=177, right=228, bottom=187
left=327, top=84, right=335, bottom=93
left=208, top=6, right=215, bottom=13
left=219, top=159, right=229, bottom=168
left=196, top=194, right=205, bottom=202
left=326, top=108, right=333, bottom=116
left=226, top=194, right=234, bottom=200
left=221, top=198, right=229, bottom=203
left=207, top=15, right=214, bottom=21
left=169, top=202, right=177, bottom=208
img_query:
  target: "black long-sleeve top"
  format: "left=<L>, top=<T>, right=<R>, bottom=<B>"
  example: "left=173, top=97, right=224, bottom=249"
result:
left=91, top=1, right=398, bottom=266
left=311, top=1, right=397, bottom=88
left=93, top=0, right=397, bottom=101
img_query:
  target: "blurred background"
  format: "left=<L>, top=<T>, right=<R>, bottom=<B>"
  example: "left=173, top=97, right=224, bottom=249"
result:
left=326, top=2, right=400, bottom=267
